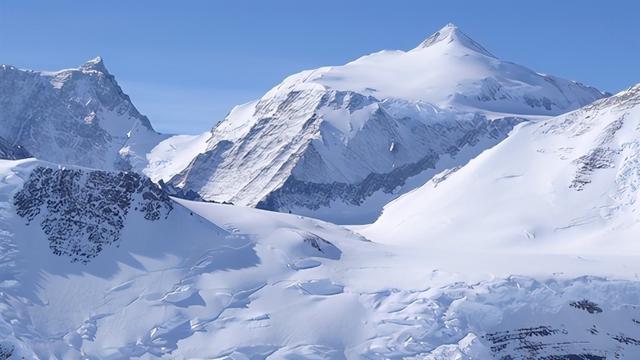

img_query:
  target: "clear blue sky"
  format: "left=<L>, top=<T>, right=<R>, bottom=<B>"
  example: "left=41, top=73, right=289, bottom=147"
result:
left=1, top=0, right=638, bottom=134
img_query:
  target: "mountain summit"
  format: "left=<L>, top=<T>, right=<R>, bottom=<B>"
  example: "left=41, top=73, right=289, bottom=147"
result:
left=413, top=23, right=496, bottom=58
left=363, top=83, right=640, bottom=251
left=0, top=58, right=163, bottom=170
left=165, top=24, right=606, bottom=223
left=80, top=56, right=109, bottom=73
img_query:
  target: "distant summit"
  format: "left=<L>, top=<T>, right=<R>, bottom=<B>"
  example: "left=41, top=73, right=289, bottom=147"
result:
left=166, top=23, right=606, bottom=223
left=413, top=23, right=496, bottom=58
left=364, top=83, right=640, bottom=251
left=0, top=58, right=162, bottom=170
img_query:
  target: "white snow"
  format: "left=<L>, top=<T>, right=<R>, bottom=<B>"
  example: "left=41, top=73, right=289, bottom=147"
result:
left=0, top=58, right=165, bottom=171
left=361, top=85, right=640, bottom=258
left=288, top=23, right=604, bottom=116
left=0, top=159, right=640, bottom=358
left=168, top=23, right=605, bottom=222
left=143, top=132, right=211, bottom=182
left=0, top=24, right=637, bottom=360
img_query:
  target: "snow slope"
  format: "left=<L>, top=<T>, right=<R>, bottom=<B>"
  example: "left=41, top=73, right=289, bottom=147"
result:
left=0, top=58, right=165, bottom=171
left=362, top=84, right=640, bottom=256
left=143, top=132, right=211, bottom=183
left=169, top=24, right=606, bottom=223
left=1, top=159, right=640, bottom=358
left=302, top=23, right=605, bottom=116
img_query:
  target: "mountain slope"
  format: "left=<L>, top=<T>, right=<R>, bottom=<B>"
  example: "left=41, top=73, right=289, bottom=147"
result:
left=0, top=58, right=165, bottom=171
left=0, top=136, right=29, bottom=160
left=2, top=159, right=640, bottom=358
left=361, top=84, right=640, bottom=254
left=168, top=24, right=606, bottom=224
left=299, top=23, right=605, bottom=116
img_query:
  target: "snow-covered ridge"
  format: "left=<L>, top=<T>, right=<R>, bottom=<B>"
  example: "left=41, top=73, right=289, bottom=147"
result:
left=290, top=23, right=605, bottom=115
left=362, top=83, right=640, bottom=254
left=413, top=22, right=496, bottom=58
left=0, top=58, right=165, bottom=171
left=168, top=23, right=606, bottom=223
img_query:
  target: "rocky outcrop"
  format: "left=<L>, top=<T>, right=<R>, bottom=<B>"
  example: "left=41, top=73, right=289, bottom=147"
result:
left=14, top=166, right=172, bottom=263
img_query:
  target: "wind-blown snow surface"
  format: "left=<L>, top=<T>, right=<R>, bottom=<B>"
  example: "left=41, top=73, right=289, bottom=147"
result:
left=362, top=84, right=640, bottom=253
left=143, top=132, right=211, bottom=183
left=169, top=24, right=605, bottom=224
left=1, top=159, right=640, bottom=358
left=0, top=58, right=165, bottom=171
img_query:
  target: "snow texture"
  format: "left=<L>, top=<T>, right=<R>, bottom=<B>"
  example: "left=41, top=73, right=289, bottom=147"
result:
left=363, top=84, right=640, bottom=256
left=169, top=24, right=605, bottom=223
left=0, top=23, right=637, bottom=360
left=0, top=58, right=165, bottom=171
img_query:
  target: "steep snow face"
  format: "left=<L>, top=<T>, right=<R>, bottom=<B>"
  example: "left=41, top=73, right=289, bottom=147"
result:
left=2, top=159, right=640, bottom=358
left=171, top=91, right=520, bottom=223
left=0, top=58, right=164, bottom=171
left=143, top=132, right=211, bottom=183
left=362, top=84, right=640, bottom=254
left=278, top=23, right=605, bottom=117
left=169, top=24, right=604, bottom=223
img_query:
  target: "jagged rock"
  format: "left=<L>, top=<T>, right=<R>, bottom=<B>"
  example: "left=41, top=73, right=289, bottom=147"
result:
left=14, top=166, right=172, bottom=263
left=570, top=300, right=603, bottom=314
left=0, top=58, right=162, bottom=170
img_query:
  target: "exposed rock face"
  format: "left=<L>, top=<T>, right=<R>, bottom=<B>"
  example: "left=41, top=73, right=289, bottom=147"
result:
left=0, top=342, right=13, bottom=360
left=14, top=166, right=172, bottom=263
left=256, top=114, right=521, bottom=212
left=0, top=58, right=162, bottom=170
left=538, top=85, right=640, bottom=198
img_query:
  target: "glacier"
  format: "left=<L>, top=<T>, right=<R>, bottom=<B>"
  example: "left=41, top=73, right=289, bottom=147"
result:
left=0, top=22, right=639, bottom=360
left=0, top=159, right=639, bottom=358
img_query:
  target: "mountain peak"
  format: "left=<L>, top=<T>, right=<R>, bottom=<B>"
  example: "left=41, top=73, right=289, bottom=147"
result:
left=80, top=56, right=108, bottom=73
left=413, top=23, right=496, bottom=58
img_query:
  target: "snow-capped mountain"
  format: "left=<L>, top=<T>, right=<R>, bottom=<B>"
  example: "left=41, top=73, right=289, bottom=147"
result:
left=168, top=24, right=606, bottom=223
left=0, top=58, right=164, bottom=171
left=2, top=21, right=638, bottom=360
left=362, top=84, right=640, bottom=254
left=2, top=158, right=640, bottom=359
left=295, top=23, right=605, bottom=115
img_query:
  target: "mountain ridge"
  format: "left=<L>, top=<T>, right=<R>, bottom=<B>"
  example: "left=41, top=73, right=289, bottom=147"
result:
left=166, top=23, right=607, bottom=223
left=361, top=82, right=640, bottom=253
left=0, top=57, right=163, bottom=171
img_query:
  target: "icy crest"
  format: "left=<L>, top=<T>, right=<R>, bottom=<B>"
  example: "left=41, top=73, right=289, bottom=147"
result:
left=413, top=23, right=496, bottom=58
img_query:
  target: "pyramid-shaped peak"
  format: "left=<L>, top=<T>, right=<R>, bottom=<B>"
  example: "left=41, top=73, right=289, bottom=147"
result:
left=439, top=23, right=459, bottom=33
left=80, top=56, right=109, bottom=73
left=413, top=23, right=496, bottom=58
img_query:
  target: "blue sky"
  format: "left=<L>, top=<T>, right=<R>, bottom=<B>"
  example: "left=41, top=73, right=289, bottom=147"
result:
left=1, top=0, right=638, bottom=134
